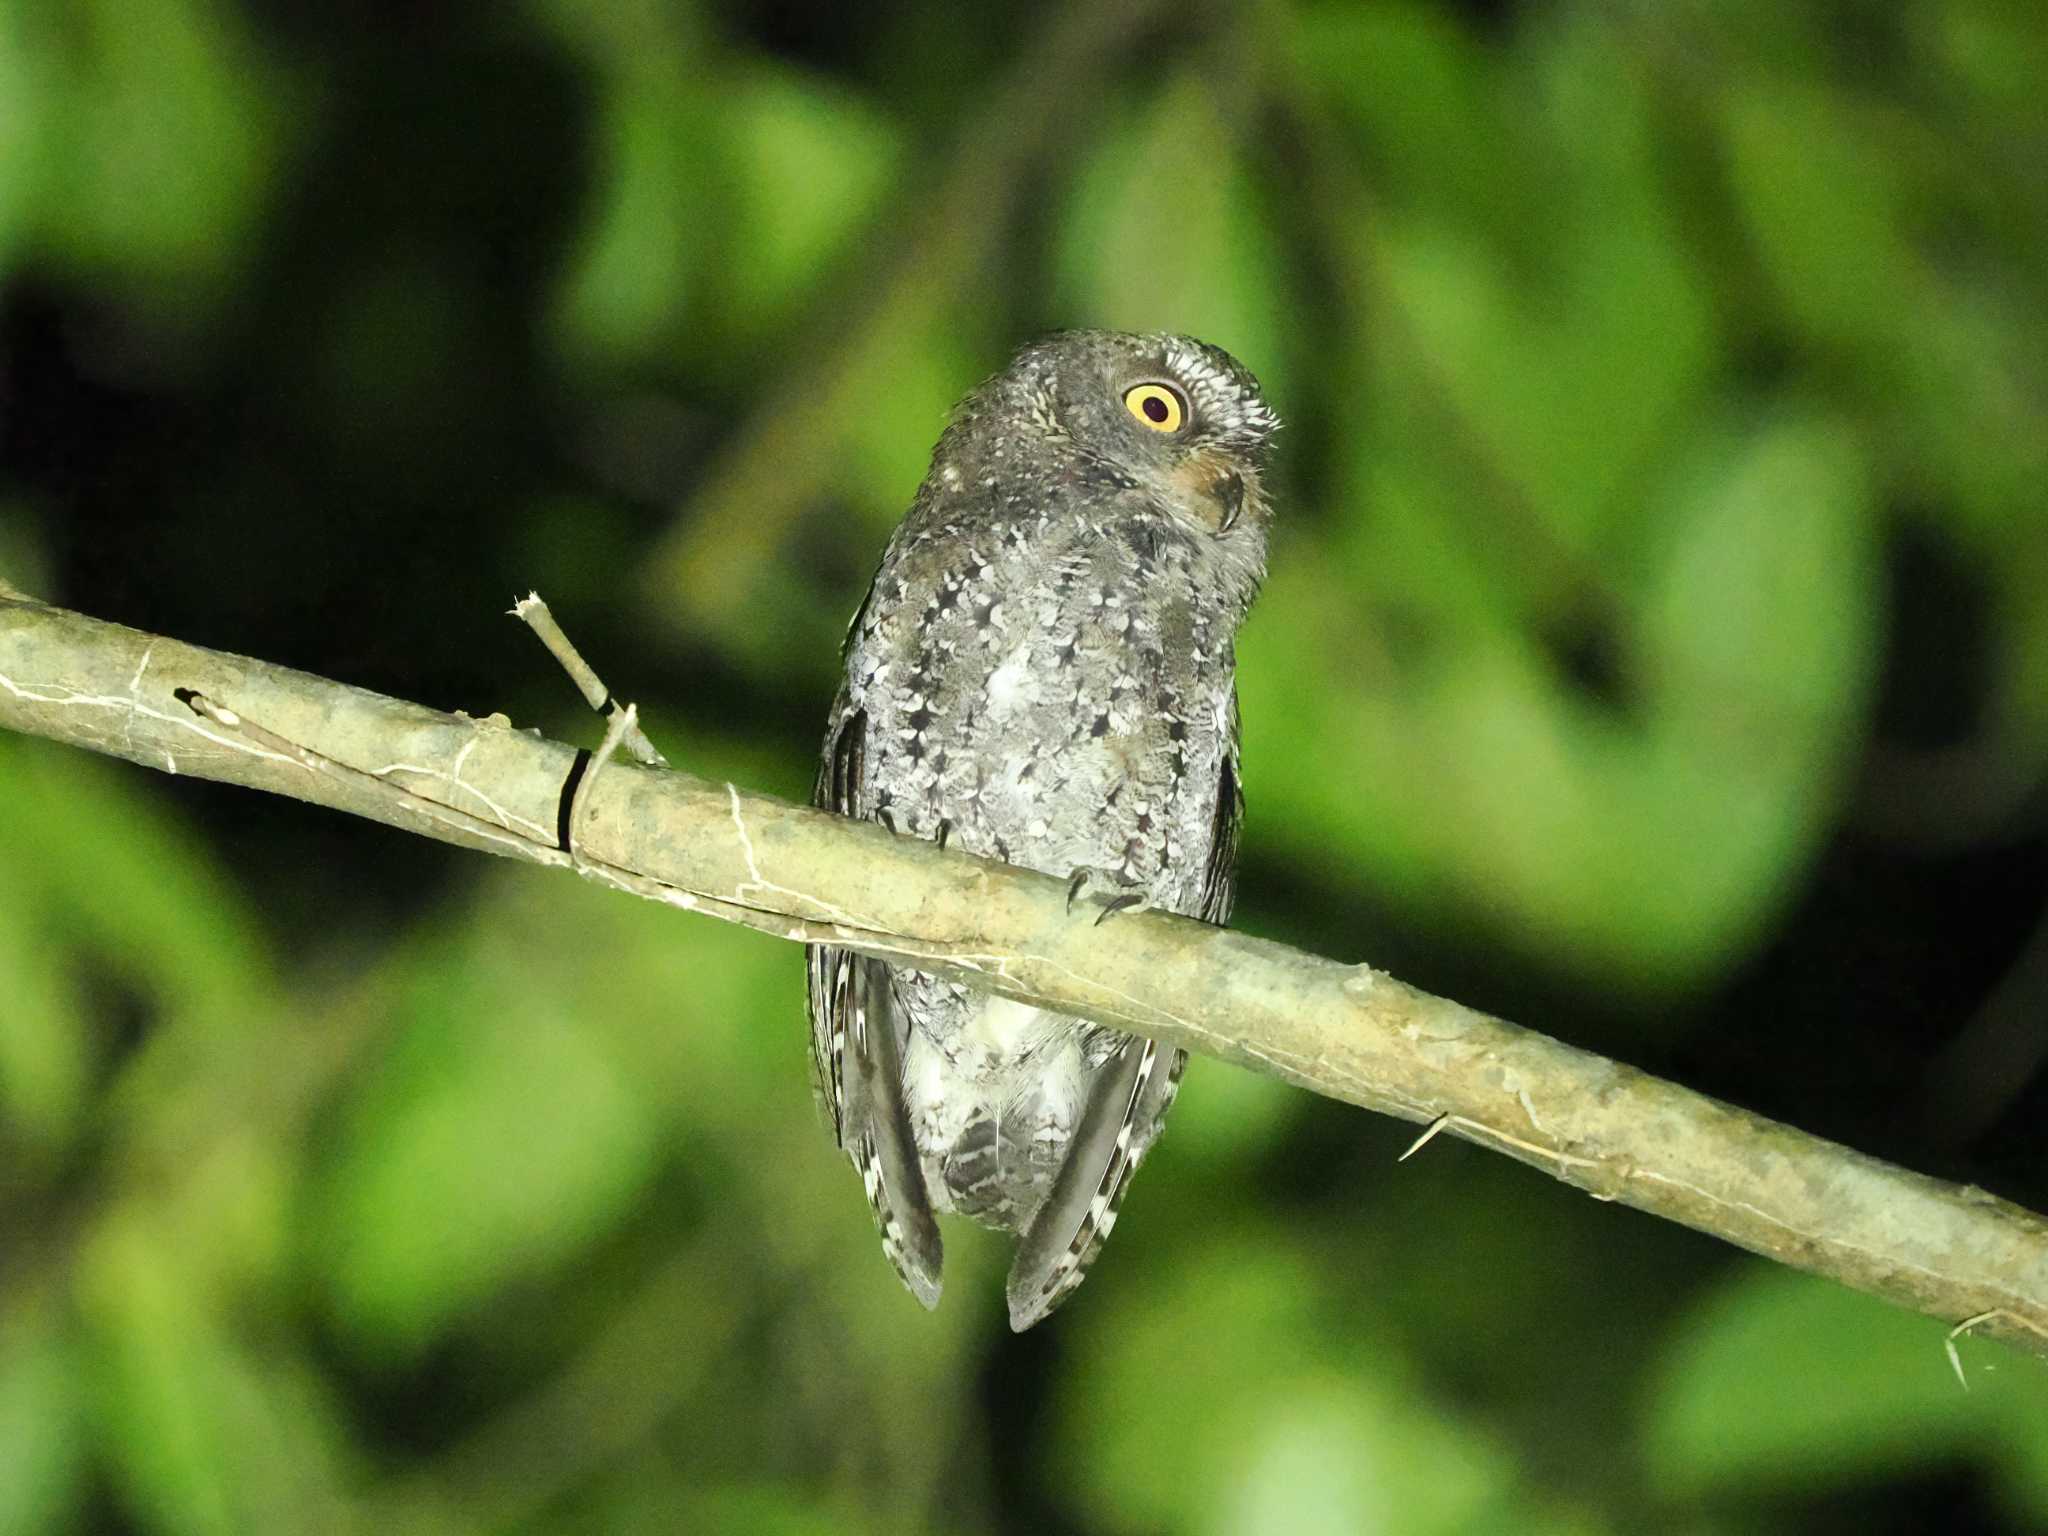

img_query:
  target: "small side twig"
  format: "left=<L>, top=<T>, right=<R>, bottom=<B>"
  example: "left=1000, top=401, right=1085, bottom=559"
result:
left=566, top=699, right=641, bottom=860
left=1942, top=1308, right=2048, bottom=1390
left=511, top=592, right=668, bottom=768
left=1399, top=1112, right=1452, bottom=1163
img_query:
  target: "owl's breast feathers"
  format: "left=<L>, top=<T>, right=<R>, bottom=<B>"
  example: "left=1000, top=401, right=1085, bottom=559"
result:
left=848, top=469, right=1245, bottom=902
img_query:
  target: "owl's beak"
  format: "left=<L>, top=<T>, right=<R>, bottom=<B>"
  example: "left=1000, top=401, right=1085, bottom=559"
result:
left=1166, top=452, right=1257, bottom=537
left=1215, top=471, right=1245, bottom=534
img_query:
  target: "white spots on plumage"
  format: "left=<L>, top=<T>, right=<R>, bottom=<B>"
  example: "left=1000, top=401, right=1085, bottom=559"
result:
left=985, top=641, right=1034, bottom=715
left=859, top=1137, right=885, bottom=1202
left=856, top=1134, right=926, bottom=1294
left=1026, top=384, right=1066, bottom=439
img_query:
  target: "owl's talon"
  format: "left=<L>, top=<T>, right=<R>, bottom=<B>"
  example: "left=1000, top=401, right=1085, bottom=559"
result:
left=936, top=818, right=953, bottom=853
left=1093, top=892, right=1149, bottom=926
left=1064, top=866, right=1150, bottom=924
left=876, top=808, right=897, bottom=835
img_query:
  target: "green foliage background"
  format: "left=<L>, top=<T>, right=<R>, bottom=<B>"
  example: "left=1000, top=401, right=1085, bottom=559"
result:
left=2, top=1, right=2047, bottom=1532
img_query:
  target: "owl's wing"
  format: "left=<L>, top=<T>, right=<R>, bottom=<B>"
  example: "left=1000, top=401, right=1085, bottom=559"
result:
left=1198, top=703, right=1244, bottom=927
left=1005, top=693, right=1243, bottom=1330
left=807, top=704, right=945, bottom=1309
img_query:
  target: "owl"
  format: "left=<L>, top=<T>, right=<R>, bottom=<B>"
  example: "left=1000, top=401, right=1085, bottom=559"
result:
left=807, top=329, right=1279, bottom=1329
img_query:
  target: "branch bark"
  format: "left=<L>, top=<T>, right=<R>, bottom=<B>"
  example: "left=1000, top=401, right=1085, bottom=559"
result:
left=3, top=592, right=2045, bottom=1363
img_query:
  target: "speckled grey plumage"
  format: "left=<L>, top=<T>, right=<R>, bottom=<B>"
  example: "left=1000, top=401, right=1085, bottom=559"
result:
left=806, top=329, right=1278, bottom=1328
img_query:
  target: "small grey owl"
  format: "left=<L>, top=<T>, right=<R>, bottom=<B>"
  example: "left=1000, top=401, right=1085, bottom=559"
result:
left=807, top=329, right=1278, bottom=1329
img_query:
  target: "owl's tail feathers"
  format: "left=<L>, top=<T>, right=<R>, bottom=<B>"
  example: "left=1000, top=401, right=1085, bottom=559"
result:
left=1005, top=1034, right=1183, bottom=1331
left=853, top=1133, right=943, bottom=1309
left=841, top=960, right=944, bottom=1309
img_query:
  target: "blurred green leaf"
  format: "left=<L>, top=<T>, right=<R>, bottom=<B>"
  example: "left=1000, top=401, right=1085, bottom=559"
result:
left=1715, top=21, right=2048, bottom=558
left=1159, top=1052, right=1298, bottom=1163
left=681, top=1486, right=862, bottom=1536
left=80, top=1206, right=355, bottom=1536
left=1290, top=1, right=1512, bottom=233
left=0, top=1306, right=87, bottom=1536
left=1645, top=1266, right=2048, bottom=1518
left=1624, top=413, right=1878, bottom=959
left=714, top=68, right=903, bottom=342
left=533, top=0, right=714, bottom=365
left=1215, top=1377, right=1473, bottom=1536
left=1055, top=1230, right=1597, bottom=1535
left=0, top=738, right=281, bottom=1187
left=1892, top=283, right=2048, bottom=546
left=1721, top=82, right=1916, bottom=355
left=314, top=943, right=664, bottom=1355
left=85, top=1227, right=247, bottom=1536
left=557, top=50, right=905, bottom=383
left=0, top=848, right=91, bottom=1158
left=550, top=64, right=718, bottom=371
left=1933, top=1, right=2048, bottom=127
left=830, top=306, right=986, bottom=529
left=1051, top=1234, right=1330, bottom=1530
left=0, top=741, right=272, bottom=1034
left=1055, top=71, right=1290, bottom=399
left=40, top=0, right=287, bottom=301
left=1245, top=409, right=1875, bottom=989
left=1373, top=123, right=1712, bottom=558
left=0, top=2, right=54, bottom=273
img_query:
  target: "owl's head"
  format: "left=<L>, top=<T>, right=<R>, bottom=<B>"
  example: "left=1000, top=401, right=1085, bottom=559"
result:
left=990, top=329, right=1281, bottom=536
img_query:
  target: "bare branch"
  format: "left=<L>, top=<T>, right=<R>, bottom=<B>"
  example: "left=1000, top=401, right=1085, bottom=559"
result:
left=3, top=593, right=2045, bottom=1361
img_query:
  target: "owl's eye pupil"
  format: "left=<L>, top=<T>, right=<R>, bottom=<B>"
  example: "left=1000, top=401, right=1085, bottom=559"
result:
left=1142, top=396, right=1168, bottom=423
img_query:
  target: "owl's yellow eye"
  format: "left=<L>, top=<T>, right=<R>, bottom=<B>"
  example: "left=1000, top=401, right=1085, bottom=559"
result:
left=1123, top=383, right=1186, bottom=433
